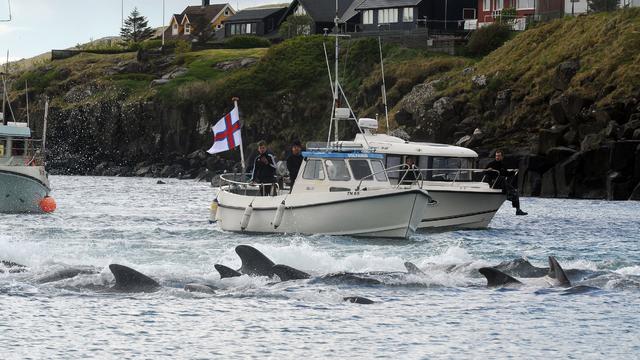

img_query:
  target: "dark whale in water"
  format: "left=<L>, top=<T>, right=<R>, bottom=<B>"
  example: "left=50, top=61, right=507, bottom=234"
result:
left=109, top=264, right=161, bottom=292
left=479, top=256, right=597, bottom=294
left=35, top=266, right=100, bottom=284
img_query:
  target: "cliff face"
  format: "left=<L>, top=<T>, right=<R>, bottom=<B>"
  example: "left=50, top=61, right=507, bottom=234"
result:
left=6, top=10, right=640, bottom=199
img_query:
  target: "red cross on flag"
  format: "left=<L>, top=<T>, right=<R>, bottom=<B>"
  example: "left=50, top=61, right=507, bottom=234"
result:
left=207, top=105, right=242, bottom=154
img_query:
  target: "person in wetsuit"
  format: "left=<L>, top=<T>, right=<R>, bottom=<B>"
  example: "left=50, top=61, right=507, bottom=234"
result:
left=486, top=150, right=527, bottom=215
left=286, top=140, right=303, bottom=192
left=251, top=140, right=277, bottom=196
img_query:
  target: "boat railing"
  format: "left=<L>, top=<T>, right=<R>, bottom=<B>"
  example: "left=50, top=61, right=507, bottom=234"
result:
left=218, top=172, right=283, bottom=196
left=0, top=138, right=45, bottom=166
left=356, top=167, right=515, bottom=190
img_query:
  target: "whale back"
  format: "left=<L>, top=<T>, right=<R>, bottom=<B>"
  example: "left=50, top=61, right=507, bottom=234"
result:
left=479, top=267, right=522, bottom=287
left=109, top=264, right=160, bottom=292
left=235, top=245, right=276, bottom=276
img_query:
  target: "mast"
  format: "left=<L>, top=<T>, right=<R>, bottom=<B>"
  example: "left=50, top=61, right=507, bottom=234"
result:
left=378, top=36, right=389, bottom=135
left=333, top=0, right=339, bottom=142
left=1, top=50, right=7, bottom=125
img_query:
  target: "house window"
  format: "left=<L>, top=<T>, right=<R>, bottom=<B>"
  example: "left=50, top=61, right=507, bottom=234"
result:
left=402, top=8, right=413, bottom=22
left=224, top=9, right=229, bottom=16
left=496, top=0, right=504, bottom=10
left=378, top=8, right=398, bottom=24
left=463, top=8, right=476, bottom=19
left=230, top=23, right=256, bottom=35
left=363, top=10, right=374, bottom=24
left=483, top=0, right=491, bottom=11
left=172, top=23, right=178, bottom=35
left=185, top=23, right=191, bottom=35
left=516, top=0, right=535, bottom=9
left=294, top=5, right=307, bottom=16
left=216, top=24, right=222, bottom=30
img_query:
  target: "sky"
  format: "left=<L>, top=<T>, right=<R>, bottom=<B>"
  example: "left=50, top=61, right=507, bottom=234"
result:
left=0, top=0, right=272, bottom=63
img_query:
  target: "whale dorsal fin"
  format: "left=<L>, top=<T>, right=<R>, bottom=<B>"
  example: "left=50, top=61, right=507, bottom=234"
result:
left=479, top=267, right=522, bottom=287
left=404, top=261, right=425, bottom=275
left=214, top=264, right=242, bottom=279
left=235, top=245, right=276, bottom=276
left=548, top=256, right=571, bottom=287
left=109, top=264, right=160, bottom=292
left=271, top=264, right=310, bottom=281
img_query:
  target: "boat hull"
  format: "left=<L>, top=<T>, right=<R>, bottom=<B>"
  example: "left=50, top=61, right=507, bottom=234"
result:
left=216, top=189, right=431, bottom=238
left=419, top=188, right=507, bottom=229
left=0, top=166, right=51, bottom=213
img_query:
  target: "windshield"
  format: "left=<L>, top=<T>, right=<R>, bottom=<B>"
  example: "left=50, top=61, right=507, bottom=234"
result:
left=371, top=160, right=388, bottom=182
left=325, top=159, right=351, bottom=181
left=349, top=159, right=373, bottom=181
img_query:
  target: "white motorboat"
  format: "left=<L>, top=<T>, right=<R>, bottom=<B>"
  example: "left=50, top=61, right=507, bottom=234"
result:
left=0, top=121, right=54, bottom=213
left=342, top=125, right=506, bottom=229
left=214, top=151, right=433, bottom=238
left=1, top=66, right=55, bottom=214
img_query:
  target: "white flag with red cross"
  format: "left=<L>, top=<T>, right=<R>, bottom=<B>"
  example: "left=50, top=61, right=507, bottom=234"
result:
left=207, top=105, right=242, bottom=154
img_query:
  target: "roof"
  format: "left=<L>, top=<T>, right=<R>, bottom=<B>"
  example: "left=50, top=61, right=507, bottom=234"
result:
left=182, top=4, right=228, bottom=22
left=353, top=133, right=478, bottom=158
left=302, top=151, right=384, bottom=159
left=171, top=14, right=185, bottom=24
left=340, top=0, right=367, bottom=22
left=293, top=0, right=357, bottom=23
left=0, top=124, right=31, bottom=138
left=355, top=0, right=423, bottom=10
left=225, top=7, right=287, bottom=22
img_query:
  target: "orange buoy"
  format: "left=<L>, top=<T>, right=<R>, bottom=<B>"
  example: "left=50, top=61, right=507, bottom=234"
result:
left=39, top=196, right=57, bottom=213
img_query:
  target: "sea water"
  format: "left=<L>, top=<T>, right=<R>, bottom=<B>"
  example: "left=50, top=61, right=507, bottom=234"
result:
left=1, top=176, right=639, bottom=359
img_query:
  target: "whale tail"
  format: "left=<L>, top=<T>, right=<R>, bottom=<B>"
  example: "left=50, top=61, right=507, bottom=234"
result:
left=272, top=264, right=310, bottom=281
left=214, top=264, right=242, bottom=279
left=478, top=267, right=522, bottom=287
left=109, top=264, right=160, bottom=292
left=235, top=245, right=276, bottom=276
left=548, top=256, right=571, bottom=287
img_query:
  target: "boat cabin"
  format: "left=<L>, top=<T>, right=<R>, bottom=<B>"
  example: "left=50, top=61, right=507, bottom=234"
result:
left=0, top=122, right=34, bottom=165
left=291, top=151, right=391, bottom=194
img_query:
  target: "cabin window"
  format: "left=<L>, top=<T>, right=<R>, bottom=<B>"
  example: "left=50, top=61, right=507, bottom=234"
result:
left=349, top=159, right=373, bottom=181
left=325, top=159, right=351, bottom=181
left=363, top=10, right=374, bottom=24
left=378, top=8, right=398, bottom=24
left=11, top=140, right=25, bottom=156
left=371, top=160, right=388, bottom=182
left=402, top=8, right=413, bottom=22
left=429, top=157, right=473, bottom=181
left=172, top=23, right=179, bottom=35
left=517, top=0, right=535, bottom=9
left=0, top=139, right=5, bottom=157
left=185, top=23, right=191, bottom=35
left=303, top=159, right=325, bottom=180
left=385, top=155, right=402, bottom=179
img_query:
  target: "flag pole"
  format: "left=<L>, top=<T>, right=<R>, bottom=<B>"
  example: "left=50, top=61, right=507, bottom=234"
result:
left=232, top=97, right=246, bottom=173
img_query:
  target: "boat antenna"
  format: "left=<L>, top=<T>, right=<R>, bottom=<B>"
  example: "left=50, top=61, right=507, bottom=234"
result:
left=42, top=96, right=49, bottom=165
left=25, top=79, right=29, bottom=127
left=0, top=0, right=11, bottom=22
left=378, top=34, right=390, bottom=135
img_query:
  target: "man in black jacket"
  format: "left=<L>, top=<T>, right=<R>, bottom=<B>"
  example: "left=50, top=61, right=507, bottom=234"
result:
left=286, top=140, right=303, bottom=192
left=486, top=150, right=527, bottom=215
left=251, top=140, right=277, bottom=196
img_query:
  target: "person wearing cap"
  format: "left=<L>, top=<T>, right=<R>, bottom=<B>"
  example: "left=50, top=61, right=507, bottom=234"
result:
left=286, top=140, right=303, bottom=192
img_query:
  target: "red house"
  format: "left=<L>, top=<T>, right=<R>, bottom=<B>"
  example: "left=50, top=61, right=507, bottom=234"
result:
left=477, top=0, right=564, bottom=28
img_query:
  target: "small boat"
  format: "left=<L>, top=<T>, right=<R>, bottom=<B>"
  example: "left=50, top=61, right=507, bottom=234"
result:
left=0, top=67, right=55, bottom=214
left=214, top=151, right=433, bottom=238
left=342, top=124, right=507, bottom=230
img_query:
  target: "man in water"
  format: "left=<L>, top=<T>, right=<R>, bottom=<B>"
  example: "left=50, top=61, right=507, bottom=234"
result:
left=486, top=150, right=527, bottom=215
left=400, top=156, right=419, bottom=185
left=286, top=140, right=303, bottom=192
left=251, top=140, right=277, bottom=196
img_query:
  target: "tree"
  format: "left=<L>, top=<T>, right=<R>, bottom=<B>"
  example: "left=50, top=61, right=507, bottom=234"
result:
left=278, top=15, right=314, bottom=39
left=194, top=16, right=214, bottom=43
left=120, top=8, right=154, bottom=43
left=588, top=0, right=620, bottom=12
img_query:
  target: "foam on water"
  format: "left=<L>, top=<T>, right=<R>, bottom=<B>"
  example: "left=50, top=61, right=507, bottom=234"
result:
left=1, top=176, right=640, bottom=359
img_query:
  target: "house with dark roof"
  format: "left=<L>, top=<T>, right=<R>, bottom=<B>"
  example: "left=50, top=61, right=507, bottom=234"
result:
left=279, top=0, right=361, bottom=35
left=164, top=1, right=235, bottom=41
left=354, top=0, right=478, bottom=32
left=223, top=6, right=288, bottom=38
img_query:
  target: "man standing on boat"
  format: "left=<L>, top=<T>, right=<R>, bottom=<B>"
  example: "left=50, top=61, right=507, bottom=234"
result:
left=485, top=150, right=527, bottom=216
left=286, top=140, right=303, bottom=192
left=251, top=140, right=277, bottom=196
left=400, top=156, right=420, bottom=185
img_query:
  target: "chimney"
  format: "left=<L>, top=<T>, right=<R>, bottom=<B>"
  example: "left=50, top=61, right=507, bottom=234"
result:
left=202, top=0, right=210, bottom=7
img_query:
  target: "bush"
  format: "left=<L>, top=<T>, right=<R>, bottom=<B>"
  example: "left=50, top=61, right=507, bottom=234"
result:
left=174, top=40, right=192, bottom=54
left=466, top=23, right=513, bottom=57
left=223, top=36, right=271, bottom=49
